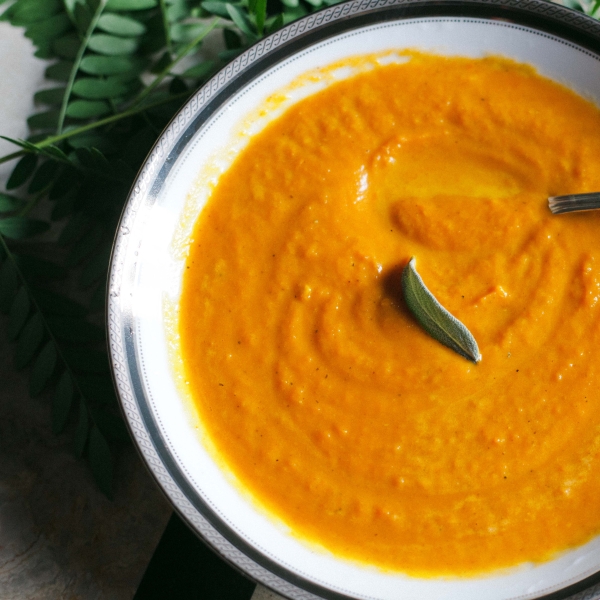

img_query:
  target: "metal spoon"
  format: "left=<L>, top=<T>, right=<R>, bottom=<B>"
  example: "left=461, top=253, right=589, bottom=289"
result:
left=548, top=192, right=600, bottom=215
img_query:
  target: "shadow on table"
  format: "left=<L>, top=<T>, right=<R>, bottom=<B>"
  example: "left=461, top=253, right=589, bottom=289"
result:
left=134, top=512, right=256, bottom=600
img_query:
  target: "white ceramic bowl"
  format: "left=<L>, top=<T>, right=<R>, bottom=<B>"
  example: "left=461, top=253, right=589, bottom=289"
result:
left=108, top=1, right=600, bottom=598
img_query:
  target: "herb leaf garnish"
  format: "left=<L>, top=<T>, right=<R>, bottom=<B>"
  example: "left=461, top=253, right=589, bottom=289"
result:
left=401, top=257, right=481, bottom=364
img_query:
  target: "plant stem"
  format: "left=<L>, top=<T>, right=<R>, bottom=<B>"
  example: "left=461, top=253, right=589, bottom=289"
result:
left=158, top=0, right=173, bottom=57
left=129, top=18, right=219, bottom=110
left=0, top=149, right=25, bottom=165
left=0, top=90, right=191, bottom=167
left=0, top=17, right=219, bottom=169
left=56, top=0, right=108, bottom=135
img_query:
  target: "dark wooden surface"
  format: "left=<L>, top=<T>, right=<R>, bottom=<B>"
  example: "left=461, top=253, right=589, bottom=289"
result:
left=134, top=512, right=256, bottom=600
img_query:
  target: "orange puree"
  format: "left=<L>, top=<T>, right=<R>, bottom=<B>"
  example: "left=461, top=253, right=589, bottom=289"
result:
left=179, top=53, right=600, bottom=575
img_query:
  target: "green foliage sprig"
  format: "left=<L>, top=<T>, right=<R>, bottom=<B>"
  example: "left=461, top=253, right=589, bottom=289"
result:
left=0, top=0, right=342, bottom=497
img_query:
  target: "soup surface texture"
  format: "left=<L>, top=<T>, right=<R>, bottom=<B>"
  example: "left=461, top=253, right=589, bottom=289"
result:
left=179, top=53, right=600, bottom=575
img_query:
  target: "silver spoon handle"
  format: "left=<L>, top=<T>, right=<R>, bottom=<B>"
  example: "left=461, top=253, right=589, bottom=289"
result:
left=548, top=192, right=600, bottom=215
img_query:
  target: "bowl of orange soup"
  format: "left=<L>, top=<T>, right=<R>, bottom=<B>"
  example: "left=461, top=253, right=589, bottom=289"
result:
left=108, top=0, right=600, bottom=598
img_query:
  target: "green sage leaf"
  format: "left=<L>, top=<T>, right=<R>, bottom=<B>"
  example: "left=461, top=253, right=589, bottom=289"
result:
left=563, top=0, right=586, bottom=10
left=15, top=313, right=44, bottom=369
left=88, top=425, right=113, bottom=498
left=53, top=370, right=75, bottom=434
left=167, top=0, right=188, bottom=20
left=97, top=13, right=146, bottom=36
left=254, top=0, right=266, bottom=34
left=0, top=217, right=50, bottom=239
left=66, top=100, right=111, bottom=119
left=79, top=54, right=142, bottom=75
left=170, top=22, right=207, bottom=43
left=12, top=0, right=55, bottom=8
left=62, top=0, right=81, bottom=13
left=29, top=340, right=57, bottom=397
left=223, top=28, right=242, bottom=49
left=33, top=42, right=54, bottom=59
left=6, top=154, right=38, bottom=189
left=45, top=61, right=74, bottom=82
left=12, top=0, right=62, bottom=25
left=49, top=167, right=79, bottom=200
left=202, top=1, right=230, bottom=17
left=0, top=193, right=23, bottom=213
left=53, top=34, right=82, bottom=59
left=401, top=257, right=481, bottom=364
left=266, top=13, right=283, bottom=33
left=218, top=48, right=241, bottom=62
left=41, top=145, right=69, bottom=161
left=282, top=5, right=306, bottom=24
left=28, top=160, right=60, bottom=193
left=24, top=13, right=71, bottom=42
left=72, top=77, right=129, bottom=100
left=73, top=1, right=92, bottom=32
left=67, top=131, right=116, bottom=152
left=169, top=76, right=187, bottom=94
left=150, top=50, right=170, bottom=74
left=88, top=33, right=139, bottom=55
left=226, top=3, right=255, bottom=37
left=27, top=109, right=60, bottom=131
left=106, top=0, right=158, bottom=9
left=0, top=0, right=15, bottom=20
left=73, top=147, right=109, bottom=171
left=34, top=87, right=67, bottom=106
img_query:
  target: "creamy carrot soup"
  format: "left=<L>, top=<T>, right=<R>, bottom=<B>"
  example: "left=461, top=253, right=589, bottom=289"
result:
left=178, top=53, right=600, bottom=575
